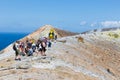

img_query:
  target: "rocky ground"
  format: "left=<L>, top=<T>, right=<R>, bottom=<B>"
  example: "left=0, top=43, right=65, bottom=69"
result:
left=0, top=25, right=120, bottom=80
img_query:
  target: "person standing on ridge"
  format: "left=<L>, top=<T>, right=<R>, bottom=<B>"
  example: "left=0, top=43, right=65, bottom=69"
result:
left=49, top=29, right=55, bottom=40
left=55, top=35, right=57, bottom=40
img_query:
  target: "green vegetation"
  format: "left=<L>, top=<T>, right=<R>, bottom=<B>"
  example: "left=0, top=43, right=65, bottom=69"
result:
left=108, top=32, right=120, bottom=38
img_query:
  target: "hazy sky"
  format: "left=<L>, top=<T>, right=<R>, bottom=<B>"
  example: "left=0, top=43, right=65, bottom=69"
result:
left=0, top=0, right=120, bottom=33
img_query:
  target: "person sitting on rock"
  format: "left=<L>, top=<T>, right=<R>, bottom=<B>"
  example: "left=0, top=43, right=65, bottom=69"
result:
left=31, top=41, right=36, bottom=53
left=27, top=47, right=33, bottom=56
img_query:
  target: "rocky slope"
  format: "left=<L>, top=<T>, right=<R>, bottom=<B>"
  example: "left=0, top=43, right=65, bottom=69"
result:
left=21, top=25, right=77, bottom=41
left=0, top=25, right=120, bottom=80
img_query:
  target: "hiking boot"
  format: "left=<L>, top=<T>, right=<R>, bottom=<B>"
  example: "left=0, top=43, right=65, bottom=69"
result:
left=42, top=54, right=46, bottom=56
left=15, top=58, right=21, bottom=61
left=18, top=58, right=21, bottom=61
left=15, top=58, right=18, bottom=61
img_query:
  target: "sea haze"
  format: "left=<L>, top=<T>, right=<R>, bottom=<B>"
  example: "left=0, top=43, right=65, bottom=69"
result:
left=0, top=32, right=29, bottom=51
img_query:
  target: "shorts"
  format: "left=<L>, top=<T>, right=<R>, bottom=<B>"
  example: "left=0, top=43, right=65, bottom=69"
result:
left=15, top=50, right=20, bottom=56
left=38, top=48, right=42, bottom=52
left=42, top=47, right=46, bottom=52
left=38, top=47, right=46, bottom=52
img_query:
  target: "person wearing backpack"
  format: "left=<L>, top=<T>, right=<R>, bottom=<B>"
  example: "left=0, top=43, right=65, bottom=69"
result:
left=13, top=41, right=21, bottom=61
left=19, top=41, right=26, bottom=56
left=13, top=43, right=17, bottom=51
left=49, top=31, right=54, bottom=40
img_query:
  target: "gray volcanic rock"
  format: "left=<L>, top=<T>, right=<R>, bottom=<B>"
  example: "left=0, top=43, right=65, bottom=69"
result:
left=0, top=25, right=120, bottom=80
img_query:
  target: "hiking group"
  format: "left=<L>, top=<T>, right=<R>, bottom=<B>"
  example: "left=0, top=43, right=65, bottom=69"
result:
left=13, top=30, right=57, bottom=61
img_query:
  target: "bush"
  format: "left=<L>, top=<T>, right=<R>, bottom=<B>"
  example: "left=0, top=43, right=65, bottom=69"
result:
left=78, top=36, right=84, bottom=43
left=108, top=32, right=119, bottom=38
left=113, top=33, right=119, bottom=38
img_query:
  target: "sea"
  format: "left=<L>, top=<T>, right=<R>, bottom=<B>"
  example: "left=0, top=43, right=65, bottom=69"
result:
left=0, top=33, right=29, bottom=51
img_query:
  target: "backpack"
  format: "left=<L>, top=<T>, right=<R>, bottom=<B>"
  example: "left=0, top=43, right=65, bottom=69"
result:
left=50, top=33, right=52, bottom=37
left=13, top=44, right=17, bottom=51
left=49, top=32, right=54, bottom=39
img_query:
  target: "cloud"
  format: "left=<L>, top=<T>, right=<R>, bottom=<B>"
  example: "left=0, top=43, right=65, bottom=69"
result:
left=101, top=21, right=120, bottom=27
left=90, top=22, right=97, bottom=27
left=80, top=21, right=87, bottom=26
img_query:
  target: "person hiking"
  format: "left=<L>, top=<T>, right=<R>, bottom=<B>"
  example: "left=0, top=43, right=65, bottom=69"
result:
left=36, top=39, right=42, bottom=56
left=41, top=41, right=47, bottom=56
left=13, top=41, right=21, bottom=61
left=54, top=34, right=57, bottom=43
left=19, top=41, right=26, bottom=56
left=55, top=35, right=57, bottom=40
left=48, top=39, right=52, bottom=48
left=36, top=39, right=46, bottom=56
left=49, top=31, right=54, bottom=40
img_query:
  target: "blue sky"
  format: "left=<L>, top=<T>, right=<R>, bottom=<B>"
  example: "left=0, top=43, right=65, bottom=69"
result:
left=0, top=0, right=120, bottom=33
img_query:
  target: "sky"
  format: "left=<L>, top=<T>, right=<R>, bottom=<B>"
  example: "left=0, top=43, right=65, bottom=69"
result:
left=0, top=0, right=120, bottom=33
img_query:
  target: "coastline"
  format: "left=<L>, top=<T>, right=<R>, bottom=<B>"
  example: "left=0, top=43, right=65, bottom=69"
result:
left=0, top=33, right=29, bottom=51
